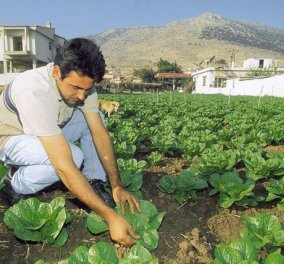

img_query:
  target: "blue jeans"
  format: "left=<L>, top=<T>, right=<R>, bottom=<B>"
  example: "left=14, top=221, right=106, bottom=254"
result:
left=0, top=110, right=106, bottom=194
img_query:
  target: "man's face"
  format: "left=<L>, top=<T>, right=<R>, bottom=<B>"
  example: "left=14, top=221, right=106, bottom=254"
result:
left=52, top=66, right=94, bottom=105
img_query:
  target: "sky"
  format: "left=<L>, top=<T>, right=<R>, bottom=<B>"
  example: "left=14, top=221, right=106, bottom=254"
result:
left=0, top=0, right=283, bottom=39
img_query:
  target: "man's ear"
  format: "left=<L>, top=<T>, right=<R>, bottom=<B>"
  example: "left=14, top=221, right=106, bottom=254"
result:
left=52, top=65, right=62, bottom=80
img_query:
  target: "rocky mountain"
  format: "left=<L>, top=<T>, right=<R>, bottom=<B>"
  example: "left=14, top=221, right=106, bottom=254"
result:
left=86, top=13, right=284, bottom=74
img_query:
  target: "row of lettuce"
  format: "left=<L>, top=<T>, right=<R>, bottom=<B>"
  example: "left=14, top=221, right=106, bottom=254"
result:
left=103, top=93, right=284, bottom=210
left=3, top=196, right=162, bottom=263
left=2, top=92, right=284, bottom=263
left=102, top=92, right=284, bottom=263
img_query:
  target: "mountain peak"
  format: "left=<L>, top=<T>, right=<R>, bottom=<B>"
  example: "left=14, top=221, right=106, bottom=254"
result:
left=88, top=13, right=284, bottom=72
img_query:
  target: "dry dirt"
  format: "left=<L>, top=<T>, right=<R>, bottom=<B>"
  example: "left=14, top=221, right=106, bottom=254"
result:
left=0, top=155, right=284, bottom=263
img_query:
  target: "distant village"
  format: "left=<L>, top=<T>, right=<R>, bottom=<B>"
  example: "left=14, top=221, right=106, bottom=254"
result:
left=1, top=23, right=284, bottom=97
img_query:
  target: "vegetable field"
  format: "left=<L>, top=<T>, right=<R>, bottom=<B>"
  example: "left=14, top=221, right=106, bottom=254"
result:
left=1, top=92, right=284, bottom=263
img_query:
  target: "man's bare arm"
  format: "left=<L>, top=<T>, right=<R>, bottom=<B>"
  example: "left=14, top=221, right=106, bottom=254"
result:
left=38, top=134, right=138, bottom=245
left=38, top=134, right=115, bottom=218
left=84, top=112, right=141, bottom=213
left=83, top=112, right=122, bottom=190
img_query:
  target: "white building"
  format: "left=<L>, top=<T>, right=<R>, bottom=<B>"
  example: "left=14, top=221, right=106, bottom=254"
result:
left=192, top=57, right=284, bottom=97
left=192, top=67, right=248, bottom=89
left=243, top=58, right=273, bottom=69
left=0, top=23, right=66, bottom=88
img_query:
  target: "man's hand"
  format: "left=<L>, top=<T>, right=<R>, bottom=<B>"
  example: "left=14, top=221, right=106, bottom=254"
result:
left=108, top=213, right=140, bottom=246
left=112, top=186, right=141, bottom=214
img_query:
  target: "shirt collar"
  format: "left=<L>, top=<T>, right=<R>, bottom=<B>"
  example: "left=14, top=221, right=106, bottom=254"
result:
left=47, top=63, right=64, bottom=102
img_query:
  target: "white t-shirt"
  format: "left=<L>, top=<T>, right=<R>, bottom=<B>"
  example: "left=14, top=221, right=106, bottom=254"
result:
left=0, top=63, right=99, bottom=149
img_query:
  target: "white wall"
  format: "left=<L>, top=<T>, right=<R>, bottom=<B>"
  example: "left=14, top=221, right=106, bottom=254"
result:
left=193, top=71, right=215, bottom=88
left=243, top=58, right=272, bottom=69
left=193, top=74, right=284, bottom=97
left=0, top=33, right=4, bottom=60
left=34, top=33, right=52, bottom=62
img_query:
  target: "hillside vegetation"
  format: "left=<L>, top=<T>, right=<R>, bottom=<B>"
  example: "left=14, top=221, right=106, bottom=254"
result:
left=86, top=13, right=284, bottom=73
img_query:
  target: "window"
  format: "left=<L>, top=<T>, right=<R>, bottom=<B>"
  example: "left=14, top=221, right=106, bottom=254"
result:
left=259, top=59, right=264, bottom=68
left=49, top=42, right=52, bottom=50
left=215, top=78, right=226, bottom=88
left=13, top=36, right=23, bottom=51
left=202, top=76, right=207, bottom=86
left=0, top=61, right=3, bottom=73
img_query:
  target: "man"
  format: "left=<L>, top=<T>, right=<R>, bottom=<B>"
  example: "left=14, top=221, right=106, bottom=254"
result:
left=0, top=38, right=140, bottom=246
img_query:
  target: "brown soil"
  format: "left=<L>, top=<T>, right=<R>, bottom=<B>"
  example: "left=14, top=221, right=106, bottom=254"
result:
left=1, top=156, right=284, bottom=263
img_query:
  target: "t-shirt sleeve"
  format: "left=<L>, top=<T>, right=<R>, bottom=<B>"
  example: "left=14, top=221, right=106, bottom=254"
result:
left=13, top=89, right=62, bottom=136
left=79, top=87, right=99, bottom=113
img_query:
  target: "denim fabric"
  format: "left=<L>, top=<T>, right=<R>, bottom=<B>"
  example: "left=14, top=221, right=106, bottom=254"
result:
left=0, top=109, right=106, bottom=194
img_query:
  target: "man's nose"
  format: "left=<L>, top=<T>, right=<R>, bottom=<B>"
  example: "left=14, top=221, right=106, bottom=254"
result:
left=77, top=90, right=86, bottom=100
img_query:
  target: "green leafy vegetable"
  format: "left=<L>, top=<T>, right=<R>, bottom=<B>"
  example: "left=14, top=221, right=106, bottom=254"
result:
left=264, top=249, right=284, bottom=264
left=211, top=238, right=259, bottom=264
left=66, top=242, right=157, bottom=264
left=240, top=213, right=284, bottom=249
left=158, top=170, right=208, bottom=204
left=4, top=197, right=69, bottom=246
left=117, top=158, right=147, bottom=193
left=87, top=200, right=164, bottom=251
left=208, top=172, right=263, bottom=208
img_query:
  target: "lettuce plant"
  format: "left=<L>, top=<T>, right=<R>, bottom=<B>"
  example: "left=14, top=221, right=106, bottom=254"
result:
left=212, top=214, right=284, bottom=263
left=194, top=146, right=238, bottom=176
left=86, top=200, right=164, bottom=251
left=4, top=197, right=70, bottom=247
left=240, top=213, right=284, bottom=249
left=147, top=151, right=163, bottom=166
left=65, top=242, right=158, bottom=264
left=264, top=249, right=284, bottom=264
left=211, top=238, right=259, bottom=264
left=180, top=137, right=206, bottom=159
left=157, top=170, right=208, bottom=204
left=265, top=176, right=284, bottom=211
left=242, top=150, right=284, bottom=180
left=0, top=162, right=7, bottom=190
left=208, top=172, right=263, bottom=208
left=117, top=158, right=147, bottom=198
left=150, top=130, right=178, bottom=156
left=114, top=142, right=137, bottom=159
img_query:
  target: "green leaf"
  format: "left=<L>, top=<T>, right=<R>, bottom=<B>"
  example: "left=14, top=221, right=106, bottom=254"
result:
left=3, top=197, right=69, bottom=246
left=212, top=238, right=258, bottom=264
left=240, top=213, right=284, bottom=249
left=34, top=260, right=45, bottom=264
left=14, top=226, right=43, bottom=241
left=52, top=227, right=68, bottom=247
left=264, top=249, right=284, bottom=264
left=87, top=200, right=164, bottom=252
left=120, top=243, right=159, bottom=263
left=4, top=198, right=51, bottom=230
left=88, top=241, right=118, bottom=264
left=157, top=175, right=176, bottom=193
left=66, top=245, right=89, bottom=264
left=136, top=228, right=159, bottom=251
left=0, top=163, right=7, bottom=180
left=87, top=212, right=109, bottom=235
left=209, top=172, right=256, bottom=208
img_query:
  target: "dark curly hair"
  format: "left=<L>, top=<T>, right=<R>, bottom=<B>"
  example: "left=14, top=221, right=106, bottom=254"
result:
left=54, top=38, right=105, bottom=83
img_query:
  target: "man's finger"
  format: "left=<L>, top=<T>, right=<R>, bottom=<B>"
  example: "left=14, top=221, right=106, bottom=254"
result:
left=121, top=235, right=134, bottom=246
left=121, top=199, right=126, bottom=214
left=128, top=197, right=136, bottom=214
left=132, top=196, right=141, bottom=212
left=128, top=227, right=140, bottom=240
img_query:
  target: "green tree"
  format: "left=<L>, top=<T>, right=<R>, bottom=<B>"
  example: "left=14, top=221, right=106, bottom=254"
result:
left=156, top=59, right=182, bottom=73
left=133, top=68, right=156, bottom=83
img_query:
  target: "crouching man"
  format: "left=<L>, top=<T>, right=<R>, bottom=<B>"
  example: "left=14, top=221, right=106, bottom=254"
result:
left=0, top=38, right=140, bottom=246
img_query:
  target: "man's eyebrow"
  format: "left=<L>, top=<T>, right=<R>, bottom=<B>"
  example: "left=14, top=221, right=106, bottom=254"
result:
left=70, top=84, right=93, bottom=90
